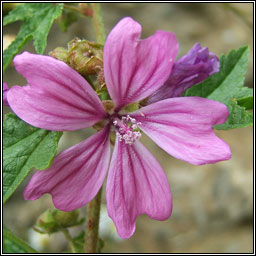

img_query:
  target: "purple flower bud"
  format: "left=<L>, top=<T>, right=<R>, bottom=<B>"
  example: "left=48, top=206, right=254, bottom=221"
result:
left=148, top=43, right=220, bottom=104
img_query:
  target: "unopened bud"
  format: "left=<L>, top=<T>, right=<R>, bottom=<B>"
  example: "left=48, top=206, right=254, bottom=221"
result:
left=35, top=209, right=59, bottom=234
left=67, top=37, right=81, bottom=49
left=52, top=209, right=80, bottom=228
left=49, top=47, right=69, bottom=63
left=67, top=39, right=103, bottom=75
left=34, top=208, right=83, bottom=234
left=97, top=68, right=105, bottom=88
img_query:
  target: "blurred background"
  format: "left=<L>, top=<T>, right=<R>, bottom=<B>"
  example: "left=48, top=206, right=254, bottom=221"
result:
left=3, top=3, right=253, bottom=253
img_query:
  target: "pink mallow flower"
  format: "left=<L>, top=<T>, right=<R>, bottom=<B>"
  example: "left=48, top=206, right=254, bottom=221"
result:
left=7, top=17, right=231, bottom=239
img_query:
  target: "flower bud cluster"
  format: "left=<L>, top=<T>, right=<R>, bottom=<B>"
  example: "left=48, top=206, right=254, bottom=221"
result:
left=50, top=38, right=103, bottom=76
left=34, top=208, right=84, bottom=234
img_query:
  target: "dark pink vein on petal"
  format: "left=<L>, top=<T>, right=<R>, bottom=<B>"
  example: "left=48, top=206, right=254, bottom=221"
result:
left=49, top=128, right=110, bottom=193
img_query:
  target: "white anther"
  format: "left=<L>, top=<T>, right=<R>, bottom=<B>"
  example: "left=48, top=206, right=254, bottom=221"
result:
left=114, top=115, right=142, bottom=145
left=127, top=130, right=132, bottom=135
left=132, top=124, right=137, bottom=129
left=134, top=131, right=141, bottom=139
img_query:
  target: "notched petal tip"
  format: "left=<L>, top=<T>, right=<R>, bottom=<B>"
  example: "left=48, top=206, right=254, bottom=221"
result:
left=13, top=51, right=30, bottom=63
left=104, top=18, right=178, bottom=110
left=9, top=52, right=106, bottom=131
left=117, top=16, right=141, bottom=28
left=106, top=139, right=172, bottom=238
left=131, top=97, right=232, bottom=166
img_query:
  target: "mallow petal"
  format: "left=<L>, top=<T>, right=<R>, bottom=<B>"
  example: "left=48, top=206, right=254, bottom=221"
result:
left=24, top=126, right=110, bottom=211
left=148, top=43, right=219, bottom=104
left=3, top=82, right=10, bottom=106
left=8, top=52, right=106, bottom=131
left=106, top=139, right=172, bottom=239
left=104, top=17, right=178, bottom=110
left=131, top=97, right=231, bottom=165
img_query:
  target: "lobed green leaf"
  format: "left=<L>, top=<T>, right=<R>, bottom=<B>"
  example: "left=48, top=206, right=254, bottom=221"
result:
left=3, top=3, right=63, bottom=72
left=185, top=46, right=253, bottom=129
left=235, top=86, right=253, bottom=110
left=3, top=113, right=62, bottom=204
left=214, top=101, right=253, bottom=129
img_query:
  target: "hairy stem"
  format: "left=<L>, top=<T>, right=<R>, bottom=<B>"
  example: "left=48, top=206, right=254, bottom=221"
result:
left=84, top=188, right=103, bottom=253
left=90, top=3, right=106, bottom=44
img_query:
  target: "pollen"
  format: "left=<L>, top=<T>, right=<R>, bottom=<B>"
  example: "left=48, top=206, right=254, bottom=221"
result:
left=113, top=115, right=142, bottom=145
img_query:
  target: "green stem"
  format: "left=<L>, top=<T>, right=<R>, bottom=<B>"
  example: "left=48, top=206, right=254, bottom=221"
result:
left=61, top=228, right=76, bottom=253
left=90, top=3, right=106, bottom=44
left=63, top=3, right=80, bottom=13
left=84, top=188, right=103, bottom=253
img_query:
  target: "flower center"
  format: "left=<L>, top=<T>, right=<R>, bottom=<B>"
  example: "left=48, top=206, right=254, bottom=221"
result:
left=112, top=115, right=142, bottom=145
